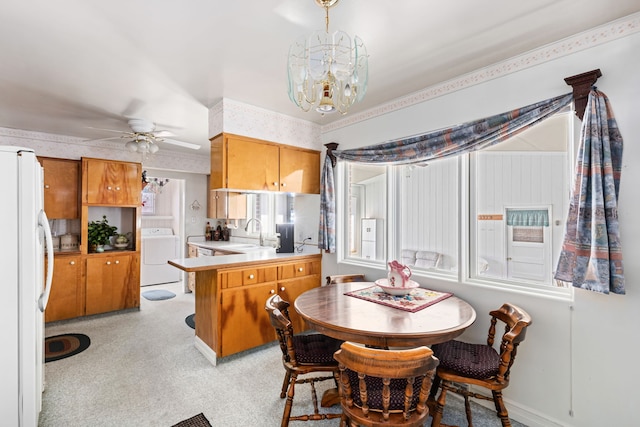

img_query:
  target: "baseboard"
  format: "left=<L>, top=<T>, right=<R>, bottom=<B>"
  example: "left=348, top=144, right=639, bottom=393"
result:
left=469, top=386, right=568, bottom=427
left=194, top=336, right=217, bottom=366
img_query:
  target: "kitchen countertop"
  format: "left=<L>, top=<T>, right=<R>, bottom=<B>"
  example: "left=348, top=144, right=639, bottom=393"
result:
left=170, top=242, right=321, bottom=272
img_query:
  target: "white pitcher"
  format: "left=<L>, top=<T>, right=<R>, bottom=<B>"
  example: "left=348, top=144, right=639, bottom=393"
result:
left=387, top=260, right=412, bottom=287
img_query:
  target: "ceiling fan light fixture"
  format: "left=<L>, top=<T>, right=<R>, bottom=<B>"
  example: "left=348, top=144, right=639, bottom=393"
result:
left=287, top=0, right=368, bottom=115
left=125, top=140, right=139, bottom=152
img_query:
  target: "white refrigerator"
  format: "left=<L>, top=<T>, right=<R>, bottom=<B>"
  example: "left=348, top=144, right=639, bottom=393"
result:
left=0, top=146, right=54, bottom=426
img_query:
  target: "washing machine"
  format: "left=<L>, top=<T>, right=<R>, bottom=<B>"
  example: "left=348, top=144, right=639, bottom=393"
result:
left=141, top=228, right=181, bottom=286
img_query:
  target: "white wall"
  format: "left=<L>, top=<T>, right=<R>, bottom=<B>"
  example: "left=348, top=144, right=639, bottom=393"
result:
left=321, top=24, right=640, bottom=427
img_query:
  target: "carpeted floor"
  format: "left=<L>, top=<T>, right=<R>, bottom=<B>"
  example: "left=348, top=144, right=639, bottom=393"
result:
left=40, top=282, right=527, bottom=426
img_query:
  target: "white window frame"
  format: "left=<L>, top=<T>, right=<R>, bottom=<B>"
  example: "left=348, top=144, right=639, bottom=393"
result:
left=336, top=114, right=576, bottom=301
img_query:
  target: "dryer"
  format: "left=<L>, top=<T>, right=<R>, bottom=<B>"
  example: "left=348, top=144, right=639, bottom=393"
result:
left=141, top=228, right=181, bottom=286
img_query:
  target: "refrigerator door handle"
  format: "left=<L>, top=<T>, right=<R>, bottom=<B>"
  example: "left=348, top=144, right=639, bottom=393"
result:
left=37, top=210, right=54, bottom=312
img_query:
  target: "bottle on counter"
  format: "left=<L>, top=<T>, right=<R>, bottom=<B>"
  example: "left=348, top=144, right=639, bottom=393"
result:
left=205, top=221, right=212, bottom=241
left=213, top=221, right=222, bottom=241
left=222, top=222, right=230, bottom=241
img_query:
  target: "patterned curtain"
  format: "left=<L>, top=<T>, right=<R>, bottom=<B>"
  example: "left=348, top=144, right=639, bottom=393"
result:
left=318, top=93, right=573, bottom=251
left=555, top=90, right=624, bottom=295
left=318, top=155, right=336, bottom=252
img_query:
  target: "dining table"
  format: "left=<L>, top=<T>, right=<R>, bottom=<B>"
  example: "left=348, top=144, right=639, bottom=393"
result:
left=294, top=281, right=477, bottom=415
left=294, top=282, right=477, bottom=349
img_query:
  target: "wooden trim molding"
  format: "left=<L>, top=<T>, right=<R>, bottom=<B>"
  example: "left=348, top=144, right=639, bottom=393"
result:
left=564, top=69, right=602, bottom=120
left=325, top=142, right=339, bottom=167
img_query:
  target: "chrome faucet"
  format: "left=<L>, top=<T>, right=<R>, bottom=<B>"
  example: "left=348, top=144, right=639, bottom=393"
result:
left=244, top=218, right=263, bottom=246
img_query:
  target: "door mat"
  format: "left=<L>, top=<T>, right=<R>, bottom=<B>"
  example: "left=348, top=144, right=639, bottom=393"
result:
left=45, top=333, right=91, bottom=362
left=185, top=313, right=195, bottom=329
left=345, top=286, right=452, bottom=312
left=171, top=413, right=212, bottom=427
left=142, top=289, right=176, bottom=301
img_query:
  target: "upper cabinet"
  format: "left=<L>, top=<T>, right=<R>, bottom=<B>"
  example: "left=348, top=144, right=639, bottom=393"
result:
left=82, top=158, right=142, bottom=206
left=210, top=133, right=320, bottom=194
left=39, top=157, right=80, bottom=219
left=279, top=145, right=321, bottom=194
left=207, top=190, right=247, bottom=220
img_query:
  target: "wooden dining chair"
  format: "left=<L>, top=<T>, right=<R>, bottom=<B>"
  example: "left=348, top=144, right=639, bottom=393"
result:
left=265, top=294, right=343, bottom=427
left=333, top=341, right=439, bottom=427
left=429, top=303, right=532, bottom=427
left=325, top=274, right=366, bottom=286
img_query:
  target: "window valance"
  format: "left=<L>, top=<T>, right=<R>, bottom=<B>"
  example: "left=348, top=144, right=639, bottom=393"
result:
left=506, top=209, right=549, bottom=227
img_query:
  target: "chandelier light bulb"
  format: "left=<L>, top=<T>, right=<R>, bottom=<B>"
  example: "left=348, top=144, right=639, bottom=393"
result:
left=287, top=0, right=368, bottom=115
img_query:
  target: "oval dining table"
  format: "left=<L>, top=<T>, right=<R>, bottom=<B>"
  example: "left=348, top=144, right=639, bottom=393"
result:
left=294, top=282, right=477, bottom=349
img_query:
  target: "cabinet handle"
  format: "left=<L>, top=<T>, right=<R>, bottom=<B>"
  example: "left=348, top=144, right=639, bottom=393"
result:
left=106, top=261, right=111, bottom=265
left=298, top=267, right=304, bottom=272
left=280, top=287, right=285, bottom=292
left=281, top=182, right=286, bottom=187
left=273, top=182, right=278, bottom=186
left=69, top=261, right=75, bottom=265
left=107, top=186, right=112, bottom=190
left=115, top=260, right=120, bottom=264
left=269, top=289, right=275, bottom=294
left=115, top=186, right=121, bottom=191
left=44, top=184, right=50, bottom=189
left=249, top=274, right=255, bottom=279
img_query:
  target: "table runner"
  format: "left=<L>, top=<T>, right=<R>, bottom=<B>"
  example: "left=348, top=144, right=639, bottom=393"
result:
left=345, top=285, right=453, bottom=313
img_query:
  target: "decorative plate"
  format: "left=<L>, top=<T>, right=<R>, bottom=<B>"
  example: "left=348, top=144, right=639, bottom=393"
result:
left=374, top=278, right=420, bottom=296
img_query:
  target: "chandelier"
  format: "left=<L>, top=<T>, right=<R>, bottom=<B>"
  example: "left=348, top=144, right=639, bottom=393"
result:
left=125, top=135, right=159, bottom=157
left=287, top=0, right=368, bottom=115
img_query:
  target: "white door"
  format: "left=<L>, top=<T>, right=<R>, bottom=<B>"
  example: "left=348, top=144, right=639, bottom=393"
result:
left=506, top=224, right=552, bottom=283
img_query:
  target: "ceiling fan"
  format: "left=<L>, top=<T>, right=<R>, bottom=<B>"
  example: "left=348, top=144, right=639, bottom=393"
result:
left=89, top=118, right=201, bottom=155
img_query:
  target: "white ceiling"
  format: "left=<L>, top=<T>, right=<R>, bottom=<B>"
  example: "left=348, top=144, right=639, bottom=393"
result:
left=1, top=1, right=639, bottom=154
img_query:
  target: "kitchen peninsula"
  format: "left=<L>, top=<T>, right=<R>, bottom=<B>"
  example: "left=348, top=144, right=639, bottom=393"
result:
left=168, top=244, right=321, bottom=365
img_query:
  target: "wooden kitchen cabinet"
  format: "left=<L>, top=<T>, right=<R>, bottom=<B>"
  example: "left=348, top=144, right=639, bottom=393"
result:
left=44, top=254, right=83, bottom=322
left=82, top=158, right=142, bottom=205
left=279, top=145, right=320, bottom=194
left=202, top=255, right=321, bottom=358
left=39, top=157, right=80, bottom=219
left=277, top=258, right=322, bottom=332
left=210, top=133, right=320, bottom=194
left=207, top=190, right=247, bottom=219
left=85, top=253, right=140, bottom=315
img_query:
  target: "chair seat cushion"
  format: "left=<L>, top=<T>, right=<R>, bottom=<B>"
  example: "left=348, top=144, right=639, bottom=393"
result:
left=432, top=340, right=500, bottom=379
left=292, top=334, right=342, bottom=364
left=345, top=370, right=424, bottom=412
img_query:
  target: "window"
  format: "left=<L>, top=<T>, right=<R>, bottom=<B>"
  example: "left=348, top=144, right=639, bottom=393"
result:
left=397, top=157, right=459, bottom=276
left=342, top=162, right=387, bottom=263
left=338, top=111, right=573, bottom=294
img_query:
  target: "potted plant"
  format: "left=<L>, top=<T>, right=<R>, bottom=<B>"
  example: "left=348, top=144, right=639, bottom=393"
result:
left=87, top=215, right=118, bottom=252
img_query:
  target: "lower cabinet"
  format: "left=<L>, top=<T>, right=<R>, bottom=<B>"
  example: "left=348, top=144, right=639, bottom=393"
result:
left=85, top=253, right=140, bottom=315
left=213, top=255, right=321, bottom=357
left=45, top=254, right=83, bottom=322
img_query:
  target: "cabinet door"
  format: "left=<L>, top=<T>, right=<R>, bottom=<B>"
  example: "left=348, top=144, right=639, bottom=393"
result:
left=45, top=255, right=83, bottom=322
left=279, top=146, right=320, bottom=194
left=227, top=137, right=279, bottom=191
left=85, top=254, right=138, bottom=315
left=220, top=282, right=276, bottom=357
left=85, top=159, right=141, bottom=205
left=41, top=158, right=80, bottom=219
left=278, top=275, right=320, bottom=333
left=208, top=191, right=247, bottom=219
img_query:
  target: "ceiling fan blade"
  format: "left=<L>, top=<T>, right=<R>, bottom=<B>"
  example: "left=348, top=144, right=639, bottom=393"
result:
left=152, top=130, right=175, bottom=138
left=161, top=138, right=201, bottom=150
left=86, top=126, right=130, bottom=134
